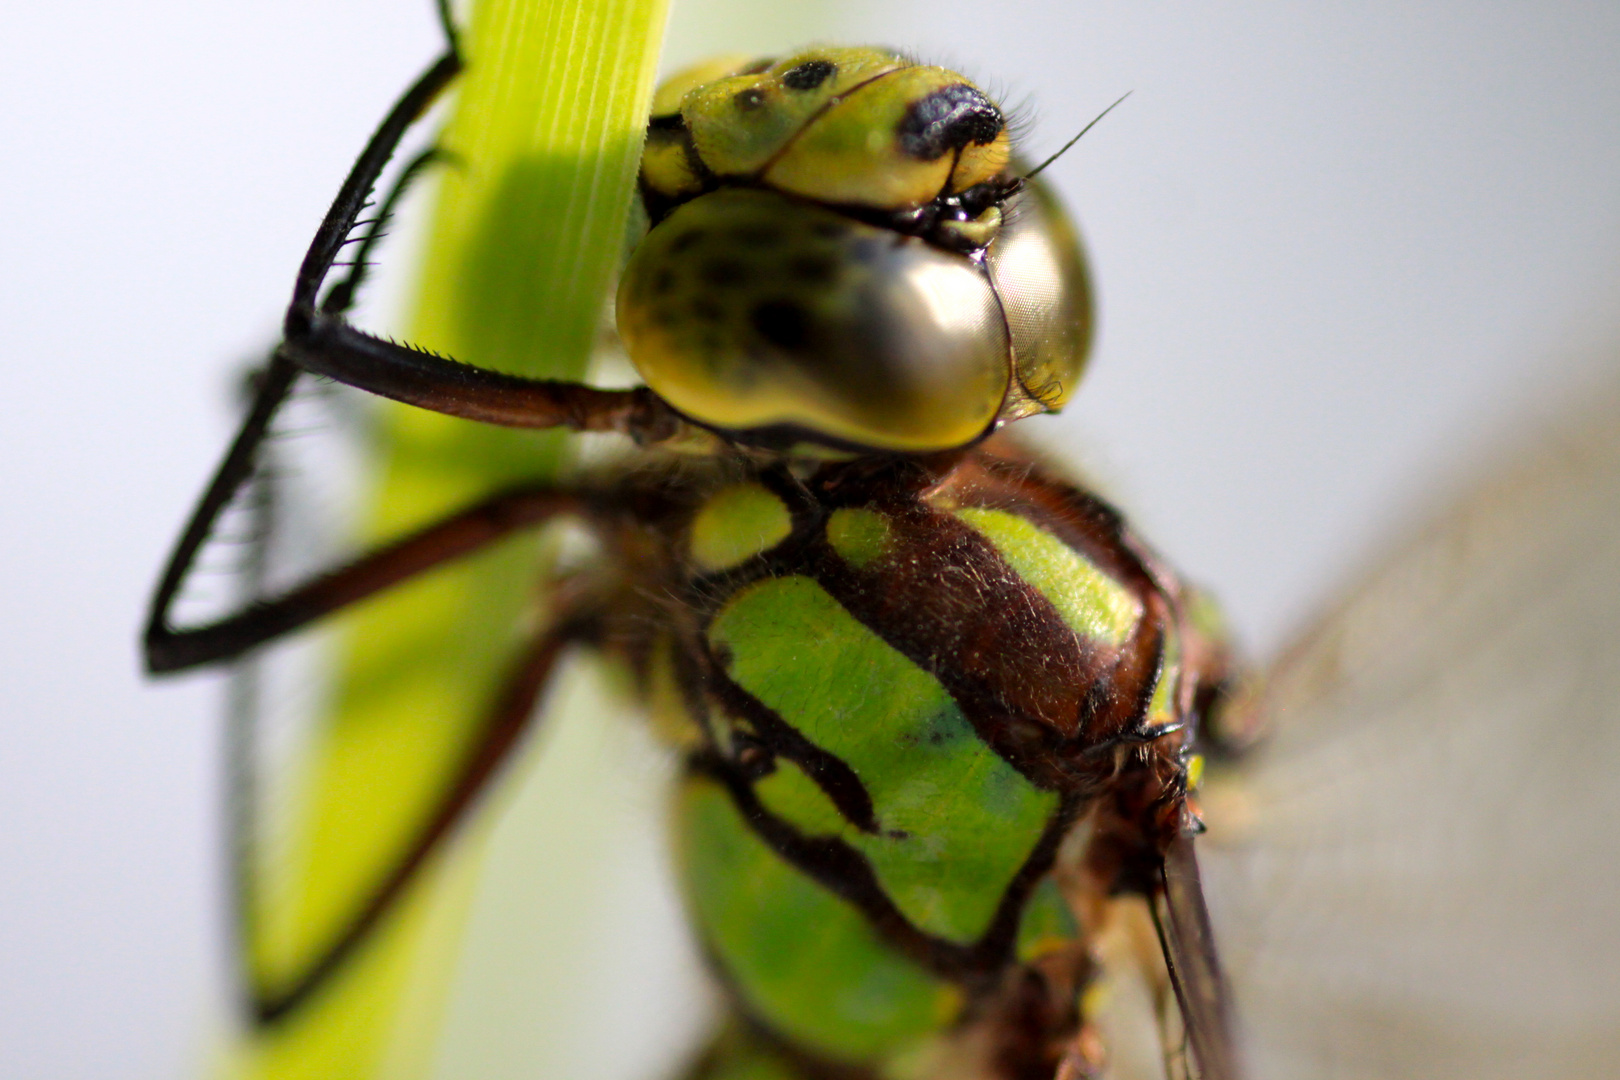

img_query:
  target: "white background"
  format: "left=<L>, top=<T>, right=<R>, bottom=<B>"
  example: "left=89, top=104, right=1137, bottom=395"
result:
left=1, top=0, right=1617, bottom=1075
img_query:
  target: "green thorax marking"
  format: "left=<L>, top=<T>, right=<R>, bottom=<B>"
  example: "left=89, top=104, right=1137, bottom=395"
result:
left=678, top=775, right=960, bottom=1063
left=690, top=482, right=794, bottom=572
left=952, top=506, right=1141, bottom=646
left=825, top=506, right=892, bottom=569
left=708, top=575, right=1059, bottom=944
left=1143, top=617, right=1182, bottom=730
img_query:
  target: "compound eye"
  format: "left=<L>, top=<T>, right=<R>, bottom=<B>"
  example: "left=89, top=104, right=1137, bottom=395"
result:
left=617, top=189, right=1010, bottom=451
left=988, top=179, right=1093, bottom=417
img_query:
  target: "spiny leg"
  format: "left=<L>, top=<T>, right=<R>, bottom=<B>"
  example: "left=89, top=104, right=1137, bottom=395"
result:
left=287, top=13, right=461, bottom=316
left=239, top=579, right=605, bottom=1024
left=145, top=137, right=461, bottom=674
left=275, top=2, right=681, bottom=439
left=144, top=0, right=684, bottom=676
left=318, top=144, right=450, bottom=319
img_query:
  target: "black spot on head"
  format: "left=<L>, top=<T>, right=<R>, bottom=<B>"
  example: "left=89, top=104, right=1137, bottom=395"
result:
left=786, top=254, right=838, bottom=286
left=652, top=268, right=675, bottom=296
left=895, top=84, right=1004, bottom=161
left=750, top=300, right=810, bottom=352
left=702, top=259, right=749, bottom=288
left=733, top=87, right=768, bottom=112
left=691, top=298, right=724, bottom=323
left=729, top=223, right=783, bottom=248
left=780, top=59, right=836, bottom=91
left=668, top=229, right=704, bottom=254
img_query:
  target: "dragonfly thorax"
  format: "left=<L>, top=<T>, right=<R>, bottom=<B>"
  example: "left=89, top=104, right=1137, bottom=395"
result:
left=587, top=442, right=1230, bottom=1077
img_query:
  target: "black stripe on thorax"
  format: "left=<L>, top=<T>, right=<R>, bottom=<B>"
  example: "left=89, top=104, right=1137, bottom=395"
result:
left=689, top=748, right=1084, bottom=991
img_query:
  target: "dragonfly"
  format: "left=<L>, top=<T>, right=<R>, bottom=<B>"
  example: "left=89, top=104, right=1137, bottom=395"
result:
left=145, top=2, right=1240, bottom=1077
left=144, top=2, right=1620, bottom=1078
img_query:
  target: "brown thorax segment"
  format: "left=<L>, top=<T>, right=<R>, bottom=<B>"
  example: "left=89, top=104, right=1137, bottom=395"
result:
left=599, top=438, right=1230, bottom=803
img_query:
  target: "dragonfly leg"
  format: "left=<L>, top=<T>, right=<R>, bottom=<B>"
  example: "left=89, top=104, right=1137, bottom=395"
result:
left=272, top=0, right=683, bottom=440
left=144, top=96, right=661, bottom=675
left=145, top=471, right=592, bottom=673
left=315, top=143, right=449, bottom=321
left=286, top=10, right=461, bottom=319
left=240, top=580, right=605, bottom=1024
left=279, top=313, right=682, bottom=437
left=146, top=114, right=474, bottom=675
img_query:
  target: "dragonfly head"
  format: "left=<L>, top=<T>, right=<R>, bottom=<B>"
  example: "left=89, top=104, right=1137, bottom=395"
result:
left=617, top=48, right=1093, bottom=456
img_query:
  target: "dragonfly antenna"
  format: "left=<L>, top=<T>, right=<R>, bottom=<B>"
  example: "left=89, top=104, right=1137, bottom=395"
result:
left=1023, top=92, right=1132, bottom=181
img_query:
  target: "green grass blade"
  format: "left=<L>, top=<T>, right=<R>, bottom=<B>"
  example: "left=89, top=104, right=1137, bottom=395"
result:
left=220, top=2, right=669, bottom=1077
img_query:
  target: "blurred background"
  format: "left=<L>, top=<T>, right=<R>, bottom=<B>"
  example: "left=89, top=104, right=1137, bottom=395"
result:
left=1, top=0, right=1617, bottom=1076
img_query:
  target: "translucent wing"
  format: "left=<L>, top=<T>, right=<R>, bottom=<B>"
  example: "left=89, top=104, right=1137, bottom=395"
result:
left=1156, top=837, right=1241, bottom=1080
left=1201, top=373, right=1620, bottom=1079
left=177, top=368, right=564, bottom=1077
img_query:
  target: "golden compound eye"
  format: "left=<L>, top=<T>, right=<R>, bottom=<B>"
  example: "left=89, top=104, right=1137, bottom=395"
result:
left=618, top=189, right=1011, bottom=451
left=989, top=180, right=1093, bottom=417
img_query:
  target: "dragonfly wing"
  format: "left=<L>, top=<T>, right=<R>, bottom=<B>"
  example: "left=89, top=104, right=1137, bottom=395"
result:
left=1154, top=836, right=1241, bottom=1080
left=185, top=373, right=571, bottom=1076
left=1200, top=374, right=1620, bottom=1079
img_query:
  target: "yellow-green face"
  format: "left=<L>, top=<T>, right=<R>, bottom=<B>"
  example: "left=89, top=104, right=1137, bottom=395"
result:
left=642, top=47, right=1012, bottom=209
left=618, top=47, right=1093, bottom=453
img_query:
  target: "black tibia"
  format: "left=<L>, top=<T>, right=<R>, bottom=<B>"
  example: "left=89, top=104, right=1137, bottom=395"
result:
left=241, top=584, right=603, bottom=1024
left=317, top=145, right=447, bottom=318
left=146, top=353, right=299, bottom=674
left=288, top=38, right=461, bottom=315
left=271, top=0, right=683, bottom=441
left=144, top=43, right=466, bottom=678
